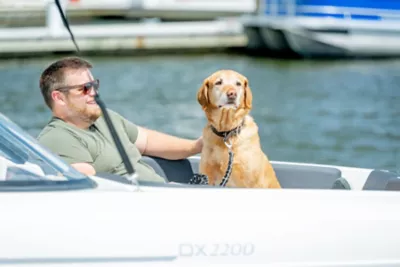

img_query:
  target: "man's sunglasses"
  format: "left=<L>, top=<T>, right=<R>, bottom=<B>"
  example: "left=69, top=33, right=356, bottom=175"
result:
left=54, top=79, right=100, bottom=95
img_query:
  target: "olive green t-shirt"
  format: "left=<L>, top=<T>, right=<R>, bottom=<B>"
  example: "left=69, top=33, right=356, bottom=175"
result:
left=37, top=109, right=165, bottom=183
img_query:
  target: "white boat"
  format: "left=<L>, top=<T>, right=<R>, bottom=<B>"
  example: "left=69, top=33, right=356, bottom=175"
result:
left=1, top=3, right=400, bottom=265
left=130, top=0, right=256, bottom=21
left=1, top=106, right=400, bottom=267
left=242, top=0, right=400, bottom=58
left=0, top=0, right=255, bottom=27
left=0, top=0, right=247, bottom=57
left=0, top=0, right=133, bottom=26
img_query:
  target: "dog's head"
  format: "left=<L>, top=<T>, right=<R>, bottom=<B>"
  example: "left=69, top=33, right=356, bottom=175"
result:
left=197, top=70, right=253, bottom=112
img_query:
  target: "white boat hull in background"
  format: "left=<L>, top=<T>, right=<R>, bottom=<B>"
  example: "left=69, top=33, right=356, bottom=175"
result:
left=241, top=0, right=400, bottom=58
left=141, top=0, right=255, bottom=12
left=0, top=0, right=256, bottom=26
left=242, top=16, right=400, bottom=58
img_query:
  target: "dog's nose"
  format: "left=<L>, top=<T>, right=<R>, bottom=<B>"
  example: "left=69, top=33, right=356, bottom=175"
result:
left=226, top=89, right=237, bottom=99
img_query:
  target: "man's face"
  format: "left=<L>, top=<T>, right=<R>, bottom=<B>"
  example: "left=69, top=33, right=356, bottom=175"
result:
left=61, top=68, right=102, bottom=124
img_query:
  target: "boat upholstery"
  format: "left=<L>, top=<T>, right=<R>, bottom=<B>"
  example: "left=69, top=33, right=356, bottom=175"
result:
left=141, top=156, right=194, bottom=184
left=363, top=170, right=400, bottom=191
left=385, top=177, right=400, bottom=191
left=142, top=156, right=342, bottom=189
left=272, top=162, right=341, bottom=189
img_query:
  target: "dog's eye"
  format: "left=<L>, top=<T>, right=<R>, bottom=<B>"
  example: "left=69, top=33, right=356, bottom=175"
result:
left=236, top=81, right=242, bottom=86
left=215, top=80, right=222, bottom=86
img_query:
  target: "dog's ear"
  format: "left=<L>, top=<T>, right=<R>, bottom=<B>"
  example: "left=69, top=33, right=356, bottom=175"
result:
left=244, top=78, right=252, bottom=109
left=197, top=78, right=210, bottom=108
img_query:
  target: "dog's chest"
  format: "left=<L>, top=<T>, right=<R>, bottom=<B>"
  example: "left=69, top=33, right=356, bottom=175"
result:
left=204, top=145, right=242, bottom=184
left=207, top=146, right=226, bottom=161
left=205, top=145, right=230, bottom=167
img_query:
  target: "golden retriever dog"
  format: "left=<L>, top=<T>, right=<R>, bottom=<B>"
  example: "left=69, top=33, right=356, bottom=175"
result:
left=197, top=70, right=281, bottom=188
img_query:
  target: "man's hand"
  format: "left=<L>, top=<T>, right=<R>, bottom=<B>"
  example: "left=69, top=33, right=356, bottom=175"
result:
left=193, top=136, right=203, bottom=154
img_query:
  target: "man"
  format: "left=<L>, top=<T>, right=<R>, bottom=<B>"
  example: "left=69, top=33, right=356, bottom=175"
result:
left=37, top=56, right=202, bottom=183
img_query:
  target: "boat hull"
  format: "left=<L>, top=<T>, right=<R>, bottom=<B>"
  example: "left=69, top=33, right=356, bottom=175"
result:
left=242, top=0, right=400, bottom=58
left=1, top=184, right=400, bottom=266
left=0, top=0, right=256, bottom=27
left=1, top=107, right=400, bottom=266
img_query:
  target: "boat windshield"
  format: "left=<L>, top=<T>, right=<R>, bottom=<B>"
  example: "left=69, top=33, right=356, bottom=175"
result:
left=0, top=113, right=96, bottom=191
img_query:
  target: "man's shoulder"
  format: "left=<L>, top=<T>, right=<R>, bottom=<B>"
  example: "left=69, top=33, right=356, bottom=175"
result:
left=37, top=118, right=78, bottom=144
left=95, top=109, right=139, bottom=143
left=96, top=109, right=131, bottom=127
left=101, top=109, right=125, bottom=121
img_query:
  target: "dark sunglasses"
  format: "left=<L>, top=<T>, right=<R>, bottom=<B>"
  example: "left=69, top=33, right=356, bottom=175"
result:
left=54, top=79, right=100, bottom=95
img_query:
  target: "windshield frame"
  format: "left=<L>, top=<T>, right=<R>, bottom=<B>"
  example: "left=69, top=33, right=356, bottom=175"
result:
left=0, top=113, right=97, bottom=191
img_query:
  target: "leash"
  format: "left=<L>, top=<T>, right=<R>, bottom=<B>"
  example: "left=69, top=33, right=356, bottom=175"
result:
left=220, top=136, right=234, bottom=187
left=189, top=138, right=234, bottom=186
left=189, top=121, right=244, bottom=187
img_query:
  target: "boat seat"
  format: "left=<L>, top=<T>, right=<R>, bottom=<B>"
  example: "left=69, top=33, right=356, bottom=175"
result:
left=385, top=176, right=400, bottom=191
left=141, top=156, right=194, bottom=184
left=362, top=170, right=400, bottom=190
left=142, top=156, right=343, bottom=189
left=272, top=163, right=342, bottom=189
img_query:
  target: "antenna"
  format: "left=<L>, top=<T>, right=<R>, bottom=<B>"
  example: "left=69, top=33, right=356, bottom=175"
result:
left=53, top=0, right=139, bottom=184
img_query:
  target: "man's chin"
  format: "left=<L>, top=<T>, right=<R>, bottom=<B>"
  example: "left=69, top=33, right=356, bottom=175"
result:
left=88, top=107, right=102, bottom=121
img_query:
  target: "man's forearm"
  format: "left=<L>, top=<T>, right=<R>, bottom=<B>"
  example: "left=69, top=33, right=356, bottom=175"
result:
left=144, top=129, right=201, bottom=160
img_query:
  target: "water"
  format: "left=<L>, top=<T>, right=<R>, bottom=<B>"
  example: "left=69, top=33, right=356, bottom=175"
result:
left=0, top=54, right=398, bottom=171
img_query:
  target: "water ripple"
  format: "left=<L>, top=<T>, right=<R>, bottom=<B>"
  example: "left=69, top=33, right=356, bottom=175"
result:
left=0, top=55, right=398, bottom=171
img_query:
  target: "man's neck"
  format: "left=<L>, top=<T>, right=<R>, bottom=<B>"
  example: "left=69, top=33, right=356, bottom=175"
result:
left=53, top=112, right=92, bottom=130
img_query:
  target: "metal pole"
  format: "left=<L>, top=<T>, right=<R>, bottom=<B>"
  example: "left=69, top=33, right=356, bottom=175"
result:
left=46, top=0, right=66, bottom=37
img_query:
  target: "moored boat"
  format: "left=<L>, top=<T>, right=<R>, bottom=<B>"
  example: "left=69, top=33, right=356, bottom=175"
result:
left=242, top=0, right=400, bottom=58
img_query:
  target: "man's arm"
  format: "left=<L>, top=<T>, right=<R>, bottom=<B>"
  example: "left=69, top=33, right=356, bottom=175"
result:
left=71, top=163, right=96, bottom=176
left=135, top=126, right=202, bottom=160
left=117, top=111, right=202, bottom=160
left=38, top=129, right=96, bottom=176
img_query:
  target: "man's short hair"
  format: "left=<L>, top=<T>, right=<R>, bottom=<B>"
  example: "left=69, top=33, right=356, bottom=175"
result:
left=39, top=56, right=93, bottom=109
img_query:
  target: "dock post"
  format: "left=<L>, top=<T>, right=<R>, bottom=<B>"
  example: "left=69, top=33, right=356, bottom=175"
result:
left=46, top=0, right=67, bottom=37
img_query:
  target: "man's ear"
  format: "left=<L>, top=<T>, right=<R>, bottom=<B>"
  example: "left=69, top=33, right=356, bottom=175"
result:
left=197, top=78, right=210, bottom=108
left=51, top=90, right=66, bottom=106
left=243, top=78, right=252, bottom=109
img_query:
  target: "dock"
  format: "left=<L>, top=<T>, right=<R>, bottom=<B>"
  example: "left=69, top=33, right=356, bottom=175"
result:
left=0, top=2, right=248, bottom=58
left=0, top=20, right=247, bottom=58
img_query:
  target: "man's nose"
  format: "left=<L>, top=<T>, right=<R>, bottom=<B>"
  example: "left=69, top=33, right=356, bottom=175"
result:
left=88, top=87, right=97, bottom=96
